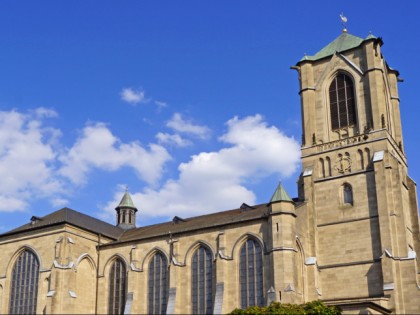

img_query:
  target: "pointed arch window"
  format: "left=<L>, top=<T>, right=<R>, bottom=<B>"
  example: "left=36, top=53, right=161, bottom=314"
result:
left=108, top=259, right=126, bottom=315
left=240, top=239, right=263, bottom=309
left=329, top=73, right=356, bottom=130
left=9, top=249, right=40, bottom=314
left=148, top=252, right=168, bottom=315
left=192, top=246, right=214, bottom=314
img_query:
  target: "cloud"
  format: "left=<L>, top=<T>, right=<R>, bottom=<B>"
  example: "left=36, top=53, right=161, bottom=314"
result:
left=59, top=123, right=171, bottom=186
left=120, top=88, right=150, bottom=105
left=154, top=101, right=167, bottom=109
left=102, top=115, right=300, bottom=221
left=0, top=109, right=63, bottom=212
left=156, top=132, right=192, bottom=147
left=167, top=113, right=211, bottom=139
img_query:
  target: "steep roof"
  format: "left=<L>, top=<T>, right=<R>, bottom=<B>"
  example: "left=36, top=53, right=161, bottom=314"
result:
left=109, top=203, right=270, bottom=245
left=1, top=207, right=124, bottom=239
left=270, top=182, right=292, bottom=202
left=300, top=31, right=377, bottom=62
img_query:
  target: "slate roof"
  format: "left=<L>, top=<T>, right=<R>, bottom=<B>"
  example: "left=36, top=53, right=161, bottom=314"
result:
left=113, top=203, right=271, bottom=244
left=299, top=31, right=378, bottom=62
left=1, top=207, right=124, bottom=240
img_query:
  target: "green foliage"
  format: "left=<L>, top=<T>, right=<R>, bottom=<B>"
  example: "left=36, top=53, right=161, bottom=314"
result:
left=229, top=300, right=341, bottom=315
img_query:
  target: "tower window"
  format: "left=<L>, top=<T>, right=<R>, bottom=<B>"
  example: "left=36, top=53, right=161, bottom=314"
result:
left=329, top=73, right=356, bottom=130
left=9, top=250, right=40, bottom=314
left=240, top=239, right=263, bottom=309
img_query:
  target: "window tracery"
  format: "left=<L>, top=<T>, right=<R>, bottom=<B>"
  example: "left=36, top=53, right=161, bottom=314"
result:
left=239, top=239, right=263, bottom=308
left=9, top=250, right=40, bottom=315
left=192, top=246, right=213, bottom=314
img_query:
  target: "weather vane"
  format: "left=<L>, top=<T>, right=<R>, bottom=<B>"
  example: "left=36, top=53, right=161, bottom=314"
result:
left=340, top=13, right=348, bottom=32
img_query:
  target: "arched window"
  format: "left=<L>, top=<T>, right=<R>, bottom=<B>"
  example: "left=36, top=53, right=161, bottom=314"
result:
left=358, top=149, right=364, bottom=170
left=108, top=258, right=126, bottom=315
left=240, top=239, right=263, bottom=309
left=343, top=183, right=353, bottom=205
left=9, top=249, right=40, bottom=314
left=329, top=73, right=356, bottom=130
left=319, top=158, right=325, bottom=178
left=148, top=252, right=168, bottom=315
left=192, top=246, right=213, bottom=314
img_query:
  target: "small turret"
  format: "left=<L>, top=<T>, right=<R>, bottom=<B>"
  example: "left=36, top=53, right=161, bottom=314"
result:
left=115, top=190, right=138, bottom=230
left=270, top=182, right=292, bottom=203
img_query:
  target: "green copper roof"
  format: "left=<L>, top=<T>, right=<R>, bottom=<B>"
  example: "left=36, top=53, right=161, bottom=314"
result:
left=116, top=191, right=137, bottom=210
left=300, top=31, right=374, bottom=62
left=270, top=182, right=292, bottom=203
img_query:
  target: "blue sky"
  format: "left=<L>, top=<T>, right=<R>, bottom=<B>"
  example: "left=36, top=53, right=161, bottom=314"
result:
left=0, top=1, right=419, bottom=231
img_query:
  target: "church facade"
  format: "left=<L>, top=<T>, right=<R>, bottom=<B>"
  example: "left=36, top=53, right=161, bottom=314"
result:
left=0, top=29, right=419, bottom=314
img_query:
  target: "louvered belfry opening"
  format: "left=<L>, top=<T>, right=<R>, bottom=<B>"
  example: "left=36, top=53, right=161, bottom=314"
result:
left=329, top=73, right=356, bottom=130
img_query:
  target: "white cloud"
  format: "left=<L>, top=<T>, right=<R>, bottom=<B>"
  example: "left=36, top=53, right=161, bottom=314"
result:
left=32, top=107, right=58, bottom=118
left=120, top=88, right=149, bottom=105
left=156, top=132, right=192, bottom=147
left=59, top=123, right=171, bottom=186
left=154, top=101, right=167, bottom=109
left=102, top=115, right=300, bottom=221
left=0, top=109, right=63, bottom=212
left=50, top=198, right=69, bottom=208
left=167, top=113, right=211, bottom=139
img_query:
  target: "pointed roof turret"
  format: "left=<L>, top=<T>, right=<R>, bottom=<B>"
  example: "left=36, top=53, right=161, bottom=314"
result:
left=115, top=190, right=138, bottom=230
left=270, top=182, right=292, bottom=203
left=116, top=190, right=137, bottom=211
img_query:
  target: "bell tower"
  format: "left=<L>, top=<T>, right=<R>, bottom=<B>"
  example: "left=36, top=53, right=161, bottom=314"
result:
left=293, top=28, right=420, bottom=314
left=115, top=190, right=138, bottom=230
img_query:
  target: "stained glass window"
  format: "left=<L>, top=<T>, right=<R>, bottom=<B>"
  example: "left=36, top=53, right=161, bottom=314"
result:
left=108, top=259, right=126, bottom=314
left=9, top=249, right=40, bottom=314
left=240, top=239, right=263, bottom=309
left=148, top=252, right=168, bottom=314
left=192, top=246, right=213, bottom=314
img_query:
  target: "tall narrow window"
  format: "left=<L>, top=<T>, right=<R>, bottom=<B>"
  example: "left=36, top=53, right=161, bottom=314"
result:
left=329, top=73, right=356, bottom=130
left=108, top=259, right=126, bottom=315
left=343, top=184, right=353, bottom=205
left=240, top=239, right=263, bottom=309
left=358, top=149, right=364, bottom=170
left=148, top=252, right=168, bottom=315
left=9, top=250, right=40, bottom=314
left=326, top=157, right=332, bottom=176
left=319, top=158, right=325, bottom=178
left=192, top=246, right=213, bottom=314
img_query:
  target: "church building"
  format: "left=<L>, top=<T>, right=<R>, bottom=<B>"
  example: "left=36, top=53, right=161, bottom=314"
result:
left=0, top=28, right=419, bottom=314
